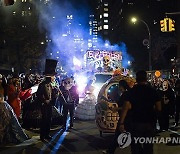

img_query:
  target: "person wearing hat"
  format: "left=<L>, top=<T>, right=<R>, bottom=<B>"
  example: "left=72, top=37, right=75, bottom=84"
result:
left=36, top=59, right=58, bottom=141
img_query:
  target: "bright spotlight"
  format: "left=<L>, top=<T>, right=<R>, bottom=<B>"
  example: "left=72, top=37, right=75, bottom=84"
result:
left=128, top=61, right=131, bottom=65
left=131, top=17, right=137, bottom=23
left=73, top=57, right=82, bottom=67
left=105, top=43, right=109, bottom=47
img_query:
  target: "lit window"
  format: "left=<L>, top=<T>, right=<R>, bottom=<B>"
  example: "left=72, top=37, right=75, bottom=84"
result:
left=67, top=15, right=73, bottom=19
left=104, top=8, right=108, bottom=11
left=12, top=11, right=16, bottom=16
left=104, top=25, right=109, bottom=29
left=104, top=20, right=108, bottom=23
left=104, top=3, right=108, bottom=6
left=100, top=15, right=102, bottom=19
left=104, top=13, right=108, bottom=17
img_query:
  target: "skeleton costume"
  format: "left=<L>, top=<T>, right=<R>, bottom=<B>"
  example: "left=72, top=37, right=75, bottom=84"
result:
left=59, top=77, right=79, bottom=128
left=158, top=80, right=175, bottom=130
left=103, top=56, right=113, bottom=72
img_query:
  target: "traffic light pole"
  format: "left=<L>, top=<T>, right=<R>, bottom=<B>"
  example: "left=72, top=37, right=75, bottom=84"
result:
left=165, top=12, right=180, bottom=15
left=140, top=19, right=152, bottom=71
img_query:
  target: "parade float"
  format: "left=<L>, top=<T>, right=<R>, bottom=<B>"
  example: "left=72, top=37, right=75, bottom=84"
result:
left=75, top=50, right=133, bottom=121
left=95, top=74, right=135, bottom=136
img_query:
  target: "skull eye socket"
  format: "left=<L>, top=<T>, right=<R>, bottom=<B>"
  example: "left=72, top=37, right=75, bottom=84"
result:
left=64, top=81, right=71, bottom=84
left=104, top=59, right=109, bottom=62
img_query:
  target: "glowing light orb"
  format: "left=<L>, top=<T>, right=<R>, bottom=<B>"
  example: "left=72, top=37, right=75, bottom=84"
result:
left=155, top=70, right=161, bottom=77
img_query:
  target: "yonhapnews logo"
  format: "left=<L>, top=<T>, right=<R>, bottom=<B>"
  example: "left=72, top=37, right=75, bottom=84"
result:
left=117, top=132, right=131, bottom=148
left=117, top=132, right=180, bottom=149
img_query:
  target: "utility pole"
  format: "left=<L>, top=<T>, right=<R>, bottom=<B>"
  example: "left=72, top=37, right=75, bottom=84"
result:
left=165, top=10, right=180, bottom=73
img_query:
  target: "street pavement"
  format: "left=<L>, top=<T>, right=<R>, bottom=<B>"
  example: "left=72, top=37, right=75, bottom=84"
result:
left=0, top=119, right=180, bottom=154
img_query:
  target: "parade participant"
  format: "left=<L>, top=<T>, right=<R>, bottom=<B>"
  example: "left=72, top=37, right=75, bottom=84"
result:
left=36, top=59, right=57, bottom=141
left=7, top=76, right=22, bottom=119
left=0, top=74, right=5, bottom=97
left=119, top=70, right=161, bottom=154
left=56, top=79, right=65, bottom=114
left=103, top=80, right=131, bottom=154
left=0, top=74, right=8, bottom=101
left=158, top=80, right=175, bottom=131
left=51, top=75, right=59, bottom=106
left=174, top=79, right=180, bottom=127
left=0, top=94, right=28, bottom=144
left=75, top=76, right=96, bottom=120
left=60, top=77, right=79, bottom=129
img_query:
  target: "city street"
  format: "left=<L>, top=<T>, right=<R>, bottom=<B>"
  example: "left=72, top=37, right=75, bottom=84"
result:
left=0, top=119, right=180, bottom=154
left=0, top=1, right=180, bottom=154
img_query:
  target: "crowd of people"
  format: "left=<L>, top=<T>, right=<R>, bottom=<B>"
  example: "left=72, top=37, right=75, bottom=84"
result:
left=103, top=71, right=180, bottom=154
left=0, top=69, right=180, bottom=154
left=0, top=72, right=80, bottom=143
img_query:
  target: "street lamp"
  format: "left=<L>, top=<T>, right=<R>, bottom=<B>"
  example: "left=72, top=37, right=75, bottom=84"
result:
left=131, top=17, right=152, bottom=71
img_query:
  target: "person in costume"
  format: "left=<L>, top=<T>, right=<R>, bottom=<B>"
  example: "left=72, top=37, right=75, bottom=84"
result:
left=157, top=80, right=175, bottom=131
left=36, top=59, right=57, bottom=141
left=7, top=76, right=22, bottom=120
left=60, top=77, right=79, bottom=129
left=174, top=79, right=180, bottom=127
left=0, top=94, right=28, bottom=144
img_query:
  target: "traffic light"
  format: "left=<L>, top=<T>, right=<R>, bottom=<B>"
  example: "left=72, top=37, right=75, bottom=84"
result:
left=160, top=18, right=167, bottom=32
left=169, top=18, right=175, bottom=32
left=3, top=0, right=14, bottom=6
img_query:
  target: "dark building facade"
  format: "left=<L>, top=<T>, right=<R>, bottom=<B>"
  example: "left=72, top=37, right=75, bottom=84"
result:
left=0, top=0, right=46, bottom=74
left=96, top=0, right=179, bottom=71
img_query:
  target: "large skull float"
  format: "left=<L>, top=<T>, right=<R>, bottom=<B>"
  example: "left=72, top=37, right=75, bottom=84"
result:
left=103, top=55, right=113, bottom=72
left=95, top=75, right=135, bottom=136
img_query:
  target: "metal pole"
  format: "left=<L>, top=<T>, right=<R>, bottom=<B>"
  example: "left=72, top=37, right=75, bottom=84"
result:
left=165, top=12, right=180, bottom=15
left=140, top=19, right=152, bottom=71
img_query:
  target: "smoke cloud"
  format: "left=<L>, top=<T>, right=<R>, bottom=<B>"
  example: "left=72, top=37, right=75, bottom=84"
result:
left=33, top=0, right=133, bottom=74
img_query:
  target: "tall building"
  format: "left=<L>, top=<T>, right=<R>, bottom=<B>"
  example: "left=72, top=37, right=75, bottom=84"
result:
left=0, top=0, right=46, bottom=73
left=96, top=0, right=110, bottom=40
left=88, top=14, right=98, bottom=49
left=95, top=0, right=179, bottom=71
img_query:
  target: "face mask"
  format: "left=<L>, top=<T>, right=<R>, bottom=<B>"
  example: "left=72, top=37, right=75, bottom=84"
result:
left=64, top=79, right=73, bottom=90
left=162, top=81, right=168, bottom=91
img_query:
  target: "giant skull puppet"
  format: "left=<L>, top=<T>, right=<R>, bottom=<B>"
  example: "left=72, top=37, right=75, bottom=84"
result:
left=64, top=77, right=74, bottom=90
left=103, top=56, right=112, bottom=72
